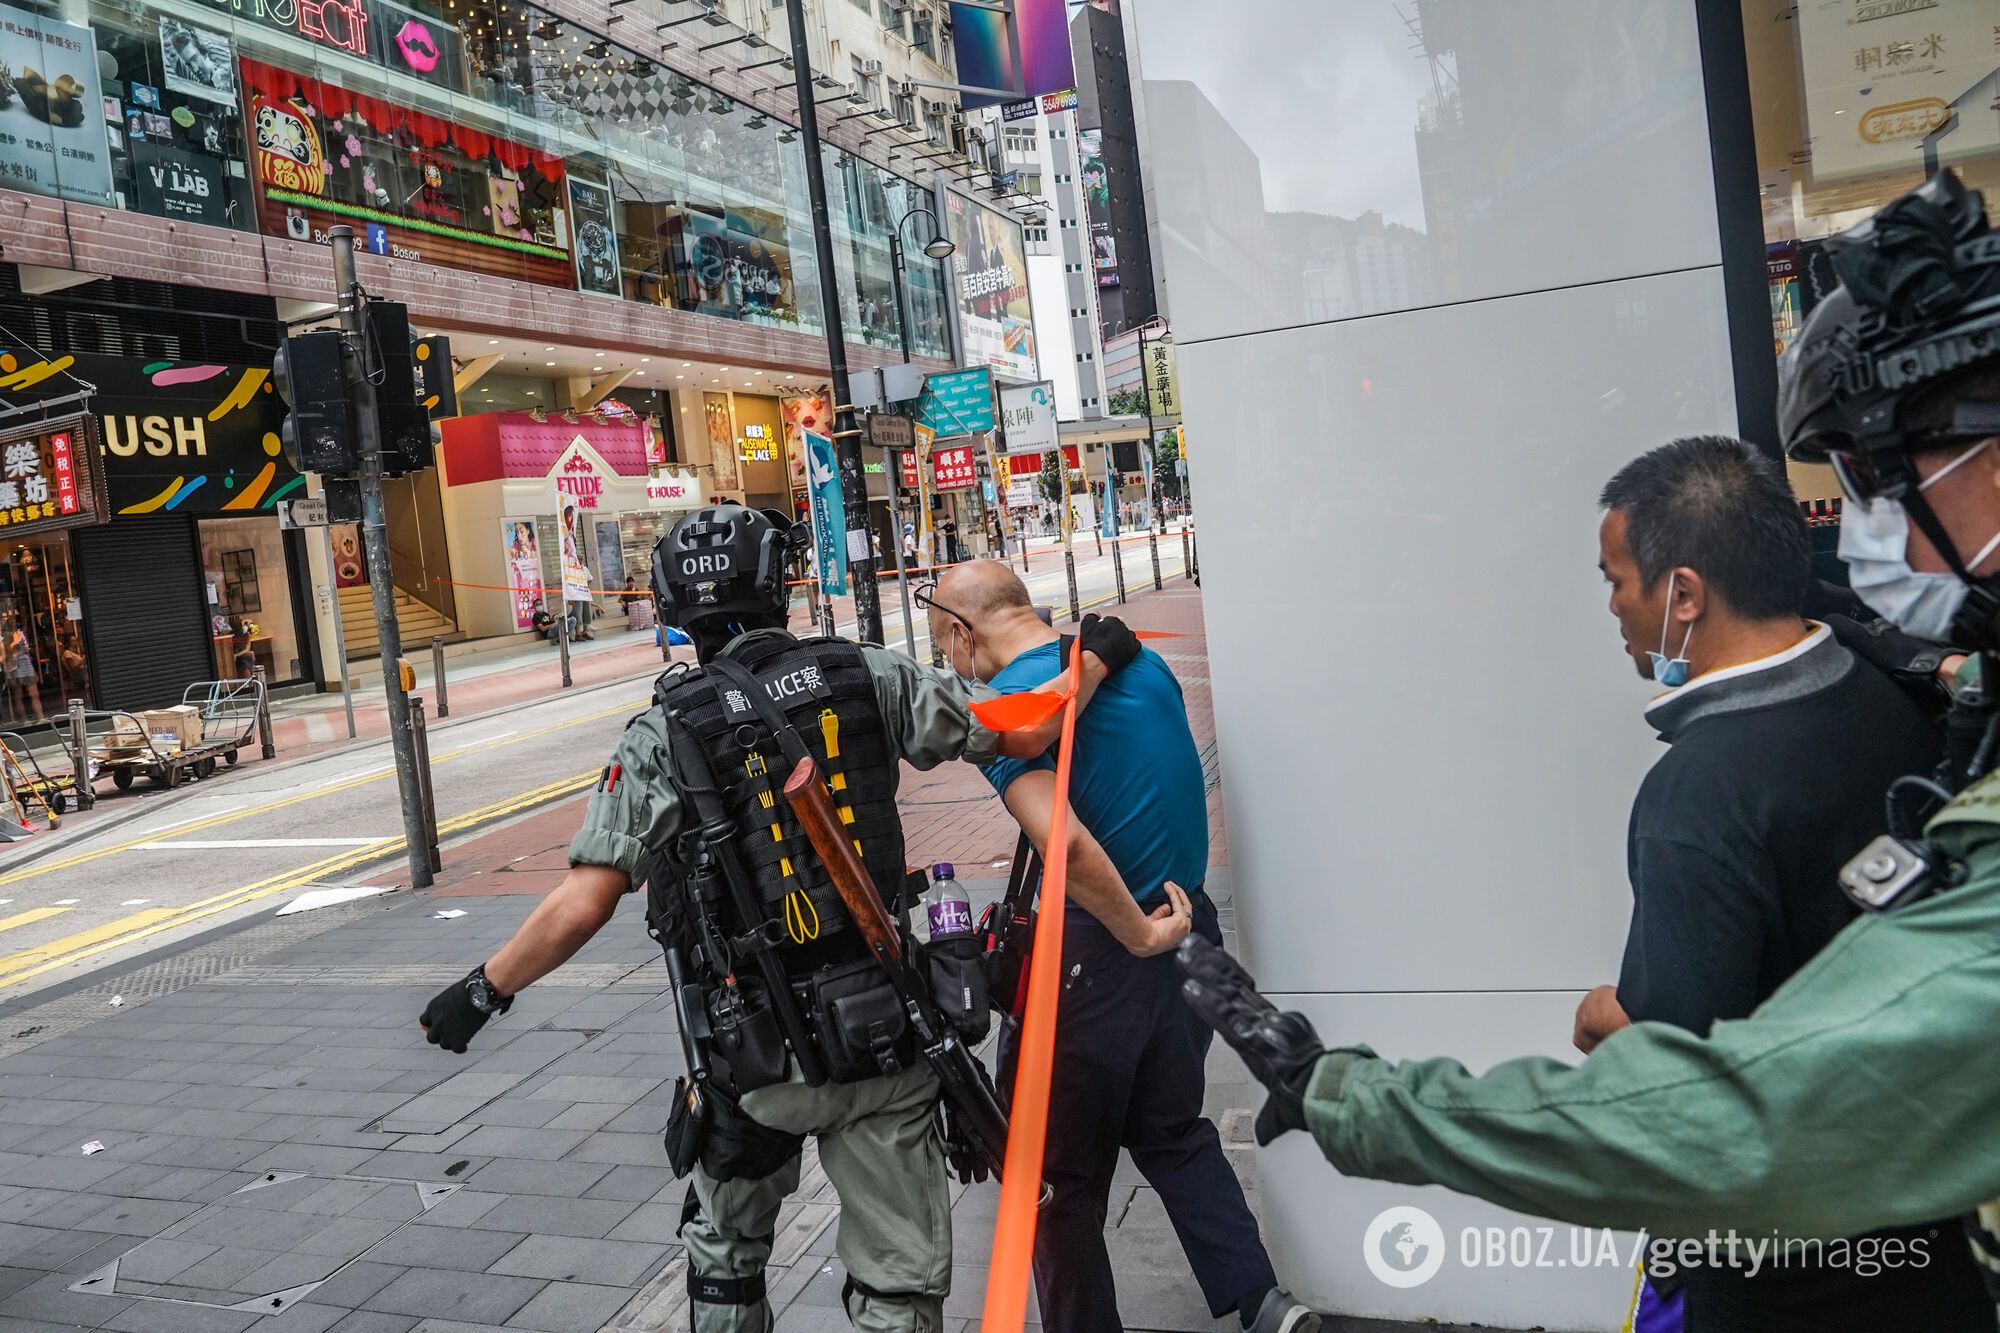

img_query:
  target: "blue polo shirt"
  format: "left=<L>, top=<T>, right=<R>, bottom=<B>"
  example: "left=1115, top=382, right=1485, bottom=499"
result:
left=979, top=640, right=1207, bottom=907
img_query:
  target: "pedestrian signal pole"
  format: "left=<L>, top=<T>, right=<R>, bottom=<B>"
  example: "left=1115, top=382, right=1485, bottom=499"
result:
left=329, top=226, right=432, bottom=889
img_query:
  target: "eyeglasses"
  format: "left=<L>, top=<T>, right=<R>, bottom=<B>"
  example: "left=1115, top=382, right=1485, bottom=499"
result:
left=913, top=580, right=973, bottom=635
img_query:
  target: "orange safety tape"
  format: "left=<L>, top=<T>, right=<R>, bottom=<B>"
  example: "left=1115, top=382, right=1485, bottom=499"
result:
left=981, top=645, right=1085, bottom=1332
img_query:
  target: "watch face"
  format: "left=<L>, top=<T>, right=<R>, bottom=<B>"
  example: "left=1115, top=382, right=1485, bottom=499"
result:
left=468, top=976, right=497, bottom=1013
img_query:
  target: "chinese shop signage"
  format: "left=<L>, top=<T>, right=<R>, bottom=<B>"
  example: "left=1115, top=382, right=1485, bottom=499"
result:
left=0, top=2, right=116, bottom=203
left=932, top=445, right=977, bottom=491
left=190, top=0, right=467, bottom=92
left=0, top=414, right=108, bottom=535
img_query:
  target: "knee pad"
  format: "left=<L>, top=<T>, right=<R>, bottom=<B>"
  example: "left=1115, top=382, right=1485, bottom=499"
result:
left=689, top=1269, right=767, bottom=1307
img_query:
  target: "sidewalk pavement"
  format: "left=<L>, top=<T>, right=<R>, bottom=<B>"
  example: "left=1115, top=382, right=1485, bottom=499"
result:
left=0, top=578, right=1453, bottom=1333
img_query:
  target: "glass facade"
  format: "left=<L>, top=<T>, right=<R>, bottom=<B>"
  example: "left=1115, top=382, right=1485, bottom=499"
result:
left=0, top=0, right=953, bottom=358
left=1742, top=0, right=2000, bottom=359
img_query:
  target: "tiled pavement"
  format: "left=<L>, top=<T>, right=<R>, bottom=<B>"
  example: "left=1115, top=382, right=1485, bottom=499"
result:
left=0, top=580, right=1462, bottom=1332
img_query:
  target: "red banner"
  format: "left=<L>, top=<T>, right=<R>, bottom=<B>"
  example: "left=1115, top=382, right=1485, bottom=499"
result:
left=933, top=445, right=977, bottom=491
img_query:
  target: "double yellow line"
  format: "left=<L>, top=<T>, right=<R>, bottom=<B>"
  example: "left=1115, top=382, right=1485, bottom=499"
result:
left=0, top=696, right=648, bottom=889
left=0, top=769, right=601, bottom=992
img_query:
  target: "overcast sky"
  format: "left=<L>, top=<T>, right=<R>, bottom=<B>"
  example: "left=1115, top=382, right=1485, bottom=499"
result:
left=1127, top=0, right=1436, bottom=230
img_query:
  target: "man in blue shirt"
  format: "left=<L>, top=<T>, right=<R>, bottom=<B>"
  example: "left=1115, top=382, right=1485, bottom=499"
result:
left=925, top=562, right=1316, bottom=1333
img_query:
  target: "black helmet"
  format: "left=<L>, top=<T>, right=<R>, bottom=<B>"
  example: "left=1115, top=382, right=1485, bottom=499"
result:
left=1780, top=170, right=2000, bottom=476
left=652, top=503, right=805, bottom=629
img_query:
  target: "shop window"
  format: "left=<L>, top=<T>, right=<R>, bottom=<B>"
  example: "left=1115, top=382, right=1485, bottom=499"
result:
left=199, top=517, right=302, bottom=683
left=1741, top=0, right=2000, bottom=361
left=0, top=533, right=84, bottom=722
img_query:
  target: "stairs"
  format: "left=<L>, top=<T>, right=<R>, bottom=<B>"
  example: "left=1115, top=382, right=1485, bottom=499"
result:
left=337, top=584, right=459, bottom=659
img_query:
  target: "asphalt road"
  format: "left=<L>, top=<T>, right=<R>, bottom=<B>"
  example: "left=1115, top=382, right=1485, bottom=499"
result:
left=0, top=540, right=1190, bottom=1004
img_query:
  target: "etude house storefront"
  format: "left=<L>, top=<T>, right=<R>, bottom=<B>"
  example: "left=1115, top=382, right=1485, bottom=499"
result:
left=0, top=350, right=314, bottom=713
left=437, top=411, right=698, bottom=638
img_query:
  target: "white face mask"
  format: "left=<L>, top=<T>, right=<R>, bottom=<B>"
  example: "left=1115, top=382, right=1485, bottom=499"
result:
left=1839, top=440, right=2000, bottom=641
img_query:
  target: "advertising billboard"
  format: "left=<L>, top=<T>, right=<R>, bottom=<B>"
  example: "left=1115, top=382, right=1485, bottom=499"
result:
left=0, top=2, right=114, bottom=203
left=949, top=0, right=1075, bottom=111
left=946, top=192, right=1038, bottom=381
left=1077, top=128, right=1120, bottom=289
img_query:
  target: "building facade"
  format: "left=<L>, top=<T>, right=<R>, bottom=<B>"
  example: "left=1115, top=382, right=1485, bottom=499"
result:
left=0, top=0, right=1029, bottom=700
left=1128, top=0, right=1996, bottom=1325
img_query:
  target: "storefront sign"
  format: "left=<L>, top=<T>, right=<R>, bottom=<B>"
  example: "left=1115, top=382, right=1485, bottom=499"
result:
left=552, top=438, right=608, bottom=510
left=946, top=192, right=1038, bottom=381
left=0, top=413, right=108, bottom=536
left=131, top=141, right=232, bottom=226
left=241, top=58, right=570, bottom=288
left=1001, top=99, right=1038, bottom=123
left=998, top=381, right=1059, bottom=455
left=568, top=176, right=623, bottom=297
left=190, top=0, right=467, bottom=91
left=1142, top=337, right=1181, bottom=418
left=647, top=470, right=700, bottom=509
left=1040, top=88, right=1078, bottom=116
left=1795, top=0, right=1998, bottom=181
left=951, top=0, right=1074, bottom=111
left=1007, top=444, right=1079, bottom=476
left=804, top=429, right=847, bottom=596
left=1007, top=478, right=1037, bottom=508
left=1, top=352, right=301, bottom=515
left=918, top=367, right=995, bottom=436
left=932, top=445, right=977, bottom=491
left=0, top=2, right=115, bottom=203
left=738, top=423, right=777, bottom=463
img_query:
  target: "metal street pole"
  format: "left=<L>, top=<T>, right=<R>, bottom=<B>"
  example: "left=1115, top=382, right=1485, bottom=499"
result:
left=1140, top=324, right=1158, bottom=532
left=329, top=225, right=431, bottom=889
left=785, top=0, right=882, bottom=644
left=885, top=236, right=921, bottom=658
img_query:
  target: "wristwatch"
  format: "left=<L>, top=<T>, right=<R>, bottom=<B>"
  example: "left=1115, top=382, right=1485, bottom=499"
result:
left=466, top=966, right=513, bottom=1016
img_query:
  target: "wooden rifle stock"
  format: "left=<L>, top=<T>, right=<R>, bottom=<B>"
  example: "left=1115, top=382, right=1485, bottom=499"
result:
left=781, top=756, right=903, bottom=968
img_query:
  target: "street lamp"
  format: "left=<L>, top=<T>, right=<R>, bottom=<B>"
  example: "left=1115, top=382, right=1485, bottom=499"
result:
left=883, top=205, right=953, bottom=654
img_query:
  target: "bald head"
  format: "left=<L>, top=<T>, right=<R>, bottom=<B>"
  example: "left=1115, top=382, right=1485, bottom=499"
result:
left=929, top=560, right=1051, bottom=681
left=935, top=560, right=1034, bottom=623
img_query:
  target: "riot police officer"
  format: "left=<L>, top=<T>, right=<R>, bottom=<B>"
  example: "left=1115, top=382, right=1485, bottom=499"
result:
left=1174, top=171, right=2000, bottom=1288
left=419, top=504, right=1141, bottom=1332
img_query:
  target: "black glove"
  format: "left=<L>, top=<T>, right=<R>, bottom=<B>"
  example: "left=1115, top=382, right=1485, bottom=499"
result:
left=936, top=1099, right=992, bottom=1187
left=1177, top=937, right=1326, bottom=1144
left=420, top=967, right=504, bottom=1054
left=1078, top=613, right=1141, bottom=675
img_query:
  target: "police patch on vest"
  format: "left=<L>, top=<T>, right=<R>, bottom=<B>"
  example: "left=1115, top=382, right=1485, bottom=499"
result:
left=719, top=662, right=834, bottom=722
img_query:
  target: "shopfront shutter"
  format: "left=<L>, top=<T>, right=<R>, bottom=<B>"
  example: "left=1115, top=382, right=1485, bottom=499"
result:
left=73, top=518, right=212, bottom=711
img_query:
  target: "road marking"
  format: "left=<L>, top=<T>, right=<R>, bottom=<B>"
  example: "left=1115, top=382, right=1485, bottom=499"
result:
left=121, top=899, right=150, bottom=906
left=54, top=898, right=78, bottom=905
left=0, top=698, right=645, bottom=888
left=0, top=908, right=178, bottom=980
left=133, top=805, right=247, bottom=837
left=0, top=769, right=599, bottom=991
left=0, top=906, right=68, bottom=936
left=133, top=838, right=391, bottom=850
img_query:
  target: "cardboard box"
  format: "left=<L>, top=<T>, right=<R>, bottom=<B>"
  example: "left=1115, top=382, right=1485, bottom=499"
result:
left=139, top=705, right=202, bottom=752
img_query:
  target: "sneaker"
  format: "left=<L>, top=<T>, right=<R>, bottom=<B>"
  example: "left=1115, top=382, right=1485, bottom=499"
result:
left=1244, top=1288, right=1321, bottom=1333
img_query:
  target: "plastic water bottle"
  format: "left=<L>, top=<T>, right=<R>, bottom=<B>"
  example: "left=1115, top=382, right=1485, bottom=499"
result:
left=924, top=863, right=974, bottom=943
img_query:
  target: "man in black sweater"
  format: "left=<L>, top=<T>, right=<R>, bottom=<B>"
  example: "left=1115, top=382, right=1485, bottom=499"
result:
left=1576, top=436, right=1986, bottom=1332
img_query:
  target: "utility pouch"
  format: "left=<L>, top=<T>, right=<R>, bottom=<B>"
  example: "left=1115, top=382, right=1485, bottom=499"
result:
left=809, top=958, right=909, bottom=1083
left=921, top=933, right=991, bottom=1044
left=700, top=1086, right=804, bottom=1185
left=707, top=979, right=789, bottom=1095
left=662, top=1076, right=709, bottom=1178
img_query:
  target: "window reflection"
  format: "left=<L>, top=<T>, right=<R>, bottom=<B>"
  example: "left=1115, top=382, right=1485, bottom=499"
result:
left=44, top=0, right=955, bottom=357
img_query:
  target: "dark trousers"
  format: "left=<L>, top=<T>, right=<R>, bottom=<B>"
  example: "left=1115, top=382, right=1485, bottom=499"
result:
left=999, top=894, right=1276, bottom=1330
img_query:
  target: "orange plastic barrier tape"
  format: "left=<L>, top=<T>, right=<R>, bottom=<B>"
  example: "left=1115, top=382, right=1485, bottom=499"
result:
left=981, top=646, right=1085, bottom=1332
left=969, top=687, right=1070, bottom=735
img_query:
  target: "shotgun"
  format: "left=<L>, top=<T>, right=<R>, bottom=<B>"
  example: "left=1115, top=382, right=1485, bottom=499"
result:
left=781, top=754, right=1016, bottom=1184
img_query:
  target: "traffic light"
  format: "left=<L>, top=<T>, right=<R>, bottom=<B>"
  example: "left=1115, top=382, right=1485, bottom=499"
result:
left=414, top=335, right=457, bottom=419
left=271, top=329, right=357, bottom=476
left=364, top=301, right=438, bottom=478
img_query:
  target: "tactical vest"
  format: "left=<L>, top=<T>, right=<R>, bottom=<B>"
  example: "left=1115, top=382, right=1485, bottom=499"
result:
left=647, top=631, right=907, bottom=980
